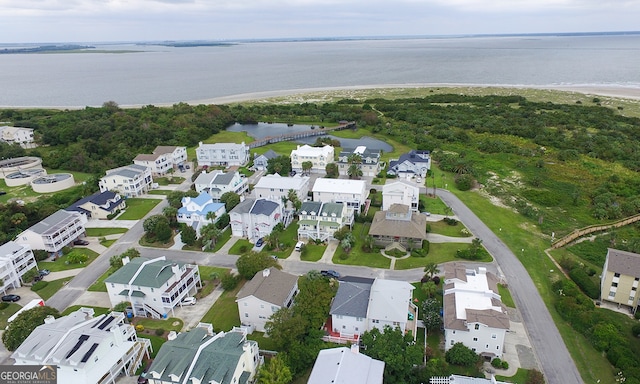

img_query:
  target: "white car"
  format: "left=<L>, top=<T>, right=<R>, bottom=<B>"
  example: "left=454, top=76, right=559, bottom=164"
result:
left=182, top=297, right=197, bottom=306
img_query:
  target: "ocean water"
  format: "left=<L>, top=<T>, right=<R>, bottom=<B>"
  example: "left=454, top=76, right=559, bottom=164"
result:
left=1, top=34, right=639, bottom=107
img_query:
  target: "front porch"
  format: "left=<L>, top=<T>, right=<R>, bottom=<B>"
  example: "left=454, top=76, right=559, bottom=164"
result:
left=321, top=316, right=360, bottom=345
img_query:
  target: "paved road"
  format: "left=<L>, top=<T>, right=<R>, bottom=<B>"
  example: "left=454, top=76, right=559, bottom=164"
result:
left=436, top=189, right=583, bottom=384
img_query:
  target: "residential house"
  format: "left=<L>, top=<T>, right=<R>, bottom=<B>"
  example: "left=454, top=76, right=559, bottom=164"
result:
left=99, top=164, right=153, bottom=198
left=290, top=144, right=334, bottom=174
left=382, top=181, right=420, bottom=212
left=312, top=178, right=368, bottom=211
left=0, top=126, right=35, bottom=148
left=252, top=173, right=310, bottom=203
left=308, top=346, right=385, bottom=384
left=229, top=198, right=284, bottom=242
left=0, top=241, right=38, bottom=290
left=327, top=277, right=417, bottom=342
left=236, top=267, right=299, bottom=332
left=105, top=256, right=201, bottom=319
left=443, top=263, right=510, bottom=358
left=253, top=149, right=278, bottom=171
left=154, top=146, right=188, bottom=167
left=16, top=209, right=87, bottom=255
left=147, top=326, right=260, bottom=384
left=196, top=141, right=250, bottom=167
left=337, top=146, right=382, bottom=177
left=368, top=204, right=427, bottom=249
left=388, top=150, right=431, bottom=179
left=66, top=191, right=126, bottom=220
left=194, top=170, right=248, bottom=201
left=298, top=201, right=353, bottom=242
left=12, top=307, right=151, bottom=384
left=600, top=248, right=640, bottom=314
left=133, top=146, right=187, bottom=176
left=177, top=192, right=226, bottom=236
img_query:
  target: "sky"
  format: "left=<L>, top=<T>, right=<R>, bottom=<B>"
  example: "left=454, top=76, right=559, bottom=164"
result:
left=1, top=0, right=639, bottom=43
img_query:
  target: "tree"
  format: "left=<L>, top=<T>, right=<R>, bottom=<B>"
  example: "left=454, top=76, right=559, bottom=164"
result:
left=421, top=280, right=437, bottom=298
left=287, top=189, right=301, bottom=211
left=301, top=161, right=313, bottom=176
left=3, top=306, right=61, bottom=351
left=264, top=307, right=307, bottom=351
left=325, top=163, right=339, bottom=178
left=67, top=252, right=88, bottom=264
left=167, top=190, right=197, bottom=208
left=215, top=213, right=230, bottom=229
left=267, top=155, right=292, bottom=176
left=180, top=226, right=197, bottom=246
left=347, top=153, right=363, bottom=179
left=200, top=223, right=222, bottom=248
left=257, top=355, right=292, bottom=384
left=143, top=214, right=166, bottom=233
left=421, top=298, right=442, bottom=331
left=360, top=325, right=423, bottom=384
left=163, top=206, right=179, bottom=228
left=220, top=192, right=241, bottom=211
left=445, top=342, right=479, bottom=366
left=236, top=252, right=279, bottom=280
left=154, top=220, right=173, bottom=243
left=422, top=262, right=440, bottom=281
left=526, top=369, right=545, bottom=384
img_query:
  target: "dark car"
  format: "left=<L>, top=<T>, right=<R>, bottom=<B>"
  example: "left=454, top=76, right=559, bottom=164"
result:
left=0, top=191, right=6, bottom=196
left=2, top=294, right=21, bottom=302
left=255, top=238, right=264, bottom=247
left=73, top=239, right=90, bottom=246
left=39, top=269, right=51, bottom=277
left=321, top=270, right=340, bottom=279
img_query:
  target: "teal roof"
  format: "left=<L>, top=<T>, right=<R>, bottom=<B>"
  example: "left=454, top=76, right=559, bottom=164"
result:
left=298, top=219, right=317, bottom=225
left=320, top=202, right=343, bottom=217
left=105, top=257, right=185, bottom=288
left=149, top=328, right=255, bottom=384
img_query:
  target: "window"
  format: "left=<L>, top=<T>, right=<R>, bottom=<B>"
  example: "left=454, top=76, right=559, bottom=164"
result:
left=472, top=348, right=476, bottom=352
left=450, top=340, right=454, bottom=346
left=612, top=282, right=618, bottom=287
left=474, top=324, right=480, bottom=330
left=609, top=291, right=616, bottom=298
left=633, top=287, right=637, bottom=291
left=260, top=304, right=264, bottom=309
left=373, top=319, right=379, bottom=324
left=491, top=334, right=497, bottom=339
left=614, top=273, right=621, bottom=277
left=473, top=337, right=478, bottom=342
left=630, top=296, right=635, bottom=301
left=245, top=313, right=248, bottom=317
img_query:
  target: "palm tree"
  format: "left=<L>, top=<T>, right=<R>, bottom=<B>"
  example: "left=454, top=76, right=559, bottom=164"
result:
left=302, top=161, right=313, bottom=175
left=421, top=280, right=438, bottom=298
left=200, top=223, right=222, bottom=249
left=347, top=153, right=363, bottom=179
left=422, top=262, right=440, bottom=282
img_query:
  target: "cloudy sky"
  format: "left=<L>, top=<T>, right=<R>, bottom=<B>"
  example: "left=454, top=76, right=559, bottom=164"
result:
left=1, top=0, right=639, bottom=43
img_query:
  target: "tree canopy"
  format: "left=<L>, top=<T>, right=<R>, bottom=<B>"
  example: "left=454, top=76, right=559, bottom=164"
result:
left=360, top=325, right=423, bottom=384
left=2, top=306, right=61, bottom=351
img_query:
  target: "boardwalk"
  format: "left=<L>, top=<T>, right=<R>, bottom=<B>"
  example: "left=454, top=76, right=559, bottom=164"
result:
left=248, top=121, right=356, bottom=148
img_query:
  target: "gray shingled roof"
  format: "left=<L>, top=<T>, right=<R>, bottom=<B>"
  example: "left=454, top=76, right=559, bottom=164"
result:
left=368, top=209, right=426, bottom=240
left=330, top=279, right=373, bottom=318
left=300, top=201, right=322, bottom=215
left=250, top=200, right=279, bottom=216
left=606, top=248, right=640, bottom=278
left=212, top=172, right=235, bottom=186
left=230, top=198, right=255, bottom=215
left=27, top=210, right=81, bottom=235
left=236, top=267, right=298, bottom=306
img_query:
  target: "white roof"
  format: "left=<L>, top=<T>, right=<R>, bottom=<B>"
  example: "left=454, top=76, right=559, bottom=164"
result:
left=253, top=174, right=309, bottom=190
left=308, top=347, right=384, bottom=384
left=383, top=180, right=419, bottom=194
left=448, top=268, right=503, bottom=321
left=194, top=170, right=223, bottom=185
left=367, top=279, right=414, bottom=323
left=197, top=142, right=247, bottom=150
left=291, top=144, right=333, bottom=157
left=312, top=178, right=367, bottom=194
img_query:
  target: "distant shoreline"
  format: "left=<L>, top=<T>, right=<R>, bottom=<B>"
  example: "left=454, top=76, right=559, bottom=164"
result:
left=1, top=84, right=639, bottom=110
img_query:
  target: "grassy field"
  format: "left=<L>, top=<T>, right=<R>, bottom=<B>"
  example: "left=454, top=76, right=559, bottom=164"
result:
left=300, top=243, right=325, bottom=262
left=147, top=189, right=173, bottom=195
left=36, top=277, right=74, bottom=300
left=428, top=219, right=472, bottom=237
left=38, top=248, right=99, bottom=271
left=118, top=198, right=161, bottom=220
left=394, top=242, right=492, bottom=270
left=85, top=227, right=128, bottom=237
left=134, top=317, right=184, bottom=332
left=228, top=239, right=253, bottom=255
left=0, top=303, right=22, bottom=330
left=61, top=305, right=110, bottom=316
left=100, top=239, right=116, bottom=247
left=88, top=267, right=115, bottom=292
left=200, top=282, right=244, bottom=331
left=497, top=284, right=516, bottom=308
left=154, top=176, right=186, bottom=185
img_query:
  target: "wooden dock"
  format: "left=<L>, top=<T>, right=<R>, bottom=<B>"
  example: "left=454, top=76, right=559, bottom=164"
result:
left=248, top=121, right=356, bottom=149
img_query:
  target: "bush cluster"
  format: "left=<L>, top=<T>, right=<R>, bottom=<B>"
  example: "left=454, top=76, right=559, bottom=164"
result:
left=30, top=281, right=49, bottom=292
left=491, top=358, right=509, bottom=369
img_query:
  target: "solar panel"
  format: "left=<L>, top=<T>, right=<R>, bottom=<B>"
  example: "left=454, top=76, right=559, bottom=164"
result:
left=65, top=334, right=89, bottom=359
left=80, top=343, right=99, bottom=363
left=97, top=316, right=115, bottom=330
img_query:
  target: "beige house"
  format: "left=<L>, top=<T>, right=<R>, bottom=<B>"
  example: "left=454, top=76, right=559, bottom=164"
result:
left=236, top=267, right=299, bottom=332
left=368, top=204, right=427, bottom=248
left=601, top=248, right=640, bottom=313
left=298, top=201, right=353, bottom=242
left=290, top=144, right=335, bottom=174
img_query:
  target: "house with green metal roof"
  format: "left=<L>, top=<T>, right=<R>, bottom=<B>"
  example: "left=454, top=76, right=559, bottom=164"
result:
left=298, top=201, right=353, bottom=242
left=105, top=256, right=201, bottom=319
left=147, top=325, right=260, bottom=384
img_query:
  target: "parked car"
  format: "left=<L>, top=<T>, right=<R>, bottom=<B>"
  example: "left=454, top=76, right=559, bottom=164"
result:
left=0, top=191, right=6, bottom=196
left=33, top=275, right=42, bottom=282
left=137, top=367, right=149, bottom=384
left=182, top=297, right=197, bottom=306
left=255, top=238, right=264, bottom=247
left=73, top=239, right=90, bottom=246
left=185, top=165, right=190, bottom=169
left=2, top=294, right=21, bottom=302
left=295, top=241, right=304, bottom=251
left=38, top=269, right=50, bottom=277
left=321, top=270, right=340, bottom=279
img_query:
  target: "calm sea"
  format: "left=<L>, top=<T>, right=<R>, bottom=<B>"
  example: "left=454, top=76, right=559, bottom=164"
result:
left=1, top=34, right=639, bottom=107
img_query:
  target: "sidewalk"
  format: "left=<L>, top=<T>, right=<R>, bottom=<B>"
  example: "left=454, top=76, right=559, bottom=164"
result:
left=84, top=219, right=139, bottom=229
left=319, top=240, right=338, bottom=264
left=216, top=236, right=241, bottom=254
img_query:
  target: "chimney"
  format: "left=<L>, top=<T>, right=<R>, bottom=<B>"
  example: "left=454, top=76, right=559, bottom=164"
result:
left=167, top=331, right=177, bottom=341
left=172, top=263, right=180, bottom=276
left=262, top=268, right=271, bottom=278
left=122, top=256, right=130, bottom=265
left=110, top=325, right=124, bottom=346
left=350, top=344, right=359, bottom=354
left=478, top=267, right=487, bottom=275
left=44, top=315, right=56, bottom=324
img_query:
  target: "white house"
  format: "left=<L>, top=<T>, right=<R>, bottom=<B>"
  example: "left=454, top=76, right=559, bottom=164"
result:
left=99, top=164, right=153, bottom=198
left=16, top=210, right=87, bottom=256
left=193, top=170, right=248, bottom=201
left=0, top=241, right=38, bottom=291
left=236, top=267, right=299, bottom=332
left=147, top=326, right=260, bottom=384
left=66, top=191, right=126, bottom=220
left=312, top=178, right=369, bottom=211
left=253, top=149, right=278, bottom=171
left=382, top=181, right=420, bottom=212
left=337, top=146, right=382, bottom=177
left=252, top=173, right=310, bottom=202
left=153, top=145, right=187, bottom=167
left=177, top=192, right=226, bottom=235
left=229, top=198, right=284, bottom=242
left=12, top=308, right=151, bottom=384
left=105, top=256, right=201, bottom=319
left=388, top=150, right=431, bottom=179
left=133, top=146, right=187, bottom=176
left=443, top=263, right=510, bottom=358
left=0, top=126, right=35, bottom=148
left=308, top=346, right=385, bottom=384
left=290, top=144, right=335, bottom=174
left=328, top=277, right=417, bottom=342
left=196, top=141, right=250, bottom=167
left=298, top=201, right=353, bottom=242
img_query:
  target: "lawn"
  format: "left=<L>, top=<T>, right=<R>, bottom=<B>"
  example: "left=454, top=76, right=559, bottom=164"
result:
left=497, top=368, right=531, bottom=383
left=188, top=227, right=232, bottom=252
left=118, top=198, right=161, bottom=220
left=38, top=248, right=100, bottom=271
left=497, top=283, right=516, bottom=308
left=100, top=239, right=116, bottom=247
left=267, top=222, right=300, bottom=259
left=154, top=176, right=186, bottom=185
left=428, top=220, right=472, bottom=238
left=36, top=277, right=74, bottom=300
left=134, top=317, right=184, bottom=332
left=300, top=243, right=325, bottom=262
left=246, top=332, right=278, bottom=351
left=200, top=282, right=244, bottom=331
left=252, top=141, right=299, bottom=156
left=196, top=266, right=228, bottom=298
left=0, top=303, right=22, bottom=330
left=147, top=189, right=172, bottom=196
left=85, top=227, right=128, bottom=237
left=88, top=267, right=116, bottom=292
left=62, top=305, right=110, bottom=316
left=332, top=222, right=391, bottom=269
left=394, top=242, right=493, bottom=270
left=228, top=239, right=253, bottom=255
